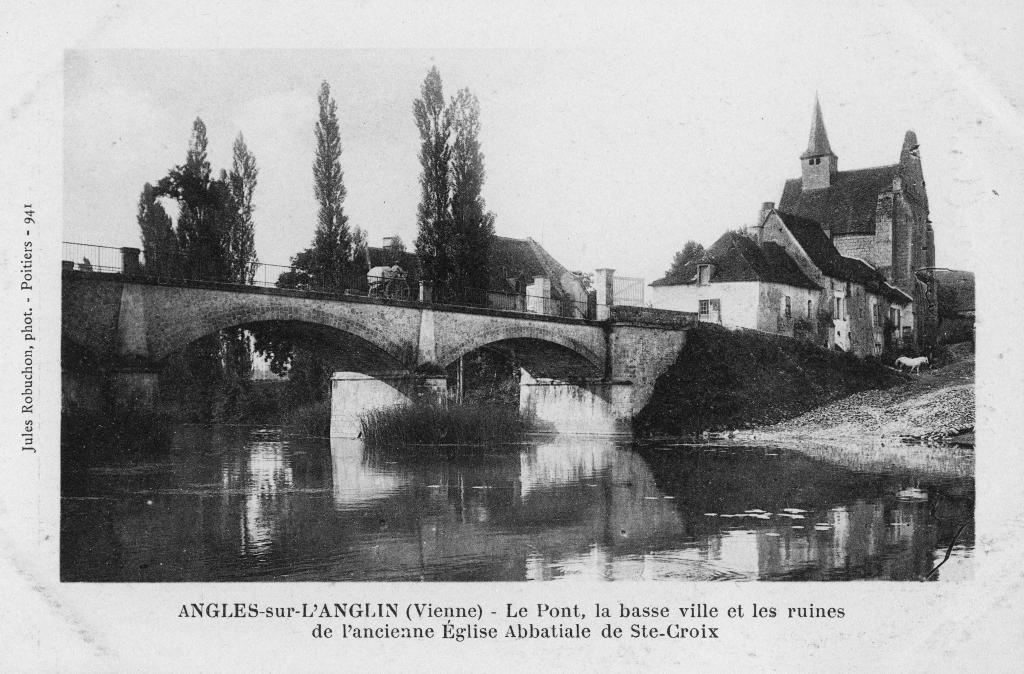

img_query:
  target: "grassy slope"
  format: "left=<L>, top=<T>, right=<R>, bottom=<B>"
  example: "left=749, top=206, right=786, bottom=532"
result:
left=634, top=323, right=901, bottom=436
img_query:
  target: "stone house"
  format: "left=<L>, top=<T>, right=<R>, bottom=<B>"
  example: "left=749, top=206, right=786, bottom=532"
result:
left=775, top=97, right=937, bottom=343
left=649, top=208, right=912, bottom=357
left=649, top=231, right=820, bottom=335
left=755, top=209, right=913, bottom=356
left=367, top=235, right=590, bottom=318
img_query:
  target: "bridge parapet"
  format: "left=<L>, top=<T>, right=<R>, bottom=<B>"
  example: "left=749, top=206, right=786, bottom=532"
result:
left=608, top=305, right=698, bottom=329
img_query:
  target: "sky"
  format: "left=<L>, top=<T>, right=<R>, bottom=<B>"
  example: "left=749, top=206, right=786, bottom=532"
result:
left=62, top=3, right=1024, bottom=288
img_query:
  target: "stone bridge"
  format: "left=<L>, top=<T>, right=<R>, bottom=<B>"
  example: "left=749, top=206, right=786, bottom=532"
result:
left=62, top=271, right=696, bottom=435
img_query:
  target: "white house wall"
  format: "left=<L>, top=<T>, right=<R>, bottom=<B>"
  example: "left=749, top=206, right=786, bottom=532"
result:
left=651, top=282, right=760, bottom=330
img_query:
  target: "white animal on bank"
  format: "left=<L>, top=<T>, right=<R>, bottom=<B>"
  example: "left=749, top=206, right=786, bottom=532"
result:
left=895, top=355, right=929, bottom=373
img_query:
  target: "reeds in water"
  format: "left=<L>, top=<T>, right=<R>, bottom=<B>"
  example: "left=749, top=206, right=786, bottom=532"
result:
left=360, top=403, right=526, bottom=446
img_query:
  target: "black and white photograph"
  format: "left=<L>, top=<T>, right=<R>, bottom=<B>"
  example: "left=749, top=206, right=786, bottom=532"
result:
left=3, top=0, right=1023, bottom=670
left=59, top=45, right=976, bottom=583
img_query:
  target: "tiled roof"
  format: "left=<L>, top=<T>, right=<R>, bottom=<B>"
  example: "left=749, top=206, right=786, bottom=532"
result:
left=488, top=236, right=548, bottom=293
left=369, top=235, right=578, bottom=298
left=778, top=164, right=899, bottom=235
left=650, top=231, right=819, bottom=290
left=774, top=210, right=910, bottom=304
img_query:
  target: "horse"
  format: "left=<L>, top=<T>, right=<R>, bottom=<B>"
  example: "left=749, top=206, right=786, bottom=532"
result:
left=895, top=355, right=929, bottom=374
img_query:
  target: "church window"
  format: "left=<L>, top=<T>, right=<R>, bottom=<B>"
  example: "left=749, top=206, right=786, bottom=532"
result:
left=807, top=300, right=813, bottom=317
left=784, top=296, right=791, bottom=318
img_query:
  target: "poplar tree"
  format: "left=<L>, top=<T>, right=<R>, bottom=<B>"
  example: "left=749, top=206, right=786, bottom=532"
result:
left=413, top=67, right=454, bottom=296
left=228, top=132, right=259, bottom=284
left=413, top=69, right=495, bottom=303
left=310, top=80, right=352, bottom=289
left=449, top=87, right=495, bottom=301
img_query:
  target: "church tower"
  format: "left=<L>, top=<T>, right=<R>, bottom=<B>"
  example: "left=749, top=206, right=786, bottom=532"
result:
left=800, top=95, right=838, bottom=190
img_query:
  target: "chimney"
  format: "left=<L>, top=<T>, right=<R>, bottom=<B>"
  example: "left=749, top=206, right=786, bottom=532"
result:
left=753, top=202, right=774, bottom=242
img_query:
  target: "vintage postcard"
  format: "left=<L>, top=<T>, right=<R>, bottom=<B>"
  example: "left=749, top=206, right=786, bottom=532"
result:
left=2, top=1, right=1021, bottom=670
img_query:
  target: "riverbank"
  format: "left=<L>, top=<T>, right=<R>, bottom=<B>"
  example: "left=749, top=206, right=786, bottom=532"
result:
left=634, top=324, right=902, bottom=437
left=734, top=342, right=974, bottom=446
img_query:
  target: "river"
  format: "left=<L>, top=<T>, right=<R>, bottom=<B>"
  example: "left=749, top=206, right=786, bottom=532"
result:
left=61, top=425, right=973, bottom=582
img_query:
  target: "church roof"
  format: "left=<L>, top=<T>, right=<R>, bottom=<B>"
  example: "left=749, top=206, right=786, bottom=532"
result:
left=650, top=231, right=819, bottom=290
left=778, top=163, right=899, bottom=235
left=800, top=96, right=835, bottom=159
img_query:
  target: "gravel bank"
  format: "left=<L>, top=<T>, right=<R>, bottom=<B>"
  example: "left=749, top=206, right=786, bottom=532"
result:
left=735, top=344, right=975, bottom=445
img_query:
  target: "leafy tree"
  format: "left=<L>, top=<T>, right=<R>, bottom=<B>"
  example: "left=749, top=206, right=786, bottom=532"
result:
left=413, top=67, right=455, bottom=295
left=937, top=283, right=961, bottom=318
left=350, top=224, right=370, bottom=286
left=449, top=87, right=495, bottom=301
left=137, top=182, right=180, bottom=276
left=155, top=118, right=234, bottom=282
left=665, top=240, right=705, bottom=278
left=147, top=118, right=263, bottom=419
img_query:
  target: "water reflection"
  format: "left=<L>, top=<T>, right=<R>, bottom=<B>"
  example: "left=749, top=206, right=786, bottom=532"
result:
left=60, top=426, right=973, bottom=582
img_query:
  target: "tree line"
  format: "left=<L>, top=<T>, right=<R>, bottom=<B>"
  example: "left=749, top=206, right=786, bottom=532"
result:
left=136, top=67, right=496, bottom=416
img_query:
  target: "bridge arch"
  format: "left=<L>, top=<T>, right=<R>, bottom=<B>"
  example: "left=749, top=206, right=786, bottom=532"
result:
left=437, top=324, right=604, bottom=380
left=149, top=303, right=413, bottom=371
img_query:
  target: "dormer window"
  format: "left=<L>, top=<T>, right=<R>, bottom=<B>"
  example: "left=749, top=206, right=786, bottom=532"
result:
left=697, top=264, right=711, bottom=286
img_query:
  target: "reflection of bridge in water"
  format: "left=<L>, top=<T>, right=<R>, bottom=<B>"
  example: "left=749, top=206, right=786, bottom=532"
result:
left=271, top=438, right=973, bottom=581
left=62, top=267, right=695, bottom=435
left=59, top=426, right=973, bottom=581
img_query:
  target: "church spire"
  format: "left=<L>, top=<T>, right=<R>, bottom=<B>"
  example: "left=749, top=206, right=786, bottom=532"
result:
left=799, top=94, right=838, bottom=190
left=801, top=94, right=834, bottom=159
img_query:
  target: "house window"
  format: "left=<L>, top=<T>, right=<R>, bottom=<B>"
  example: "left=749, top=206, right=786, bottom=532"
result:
left=699, top=300, right=709, bottom=315
left=697, top=265, right=711, bottom=286
left=784, top=296, right=791, bottom=318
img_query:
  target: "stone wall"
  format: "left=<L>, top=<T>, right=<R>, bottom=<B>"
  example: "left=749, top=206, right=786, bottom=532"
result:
left=757, top=283, right=819, bottom=338
left=608, top=324, right=688, bottom=418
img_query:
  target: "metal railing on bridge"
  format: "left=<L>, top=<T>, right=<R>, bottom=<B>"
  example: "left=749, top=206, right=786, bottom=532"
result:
left=62, top=241, right=593, bottom=320
left=612, top=275, right=645, bottom=307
